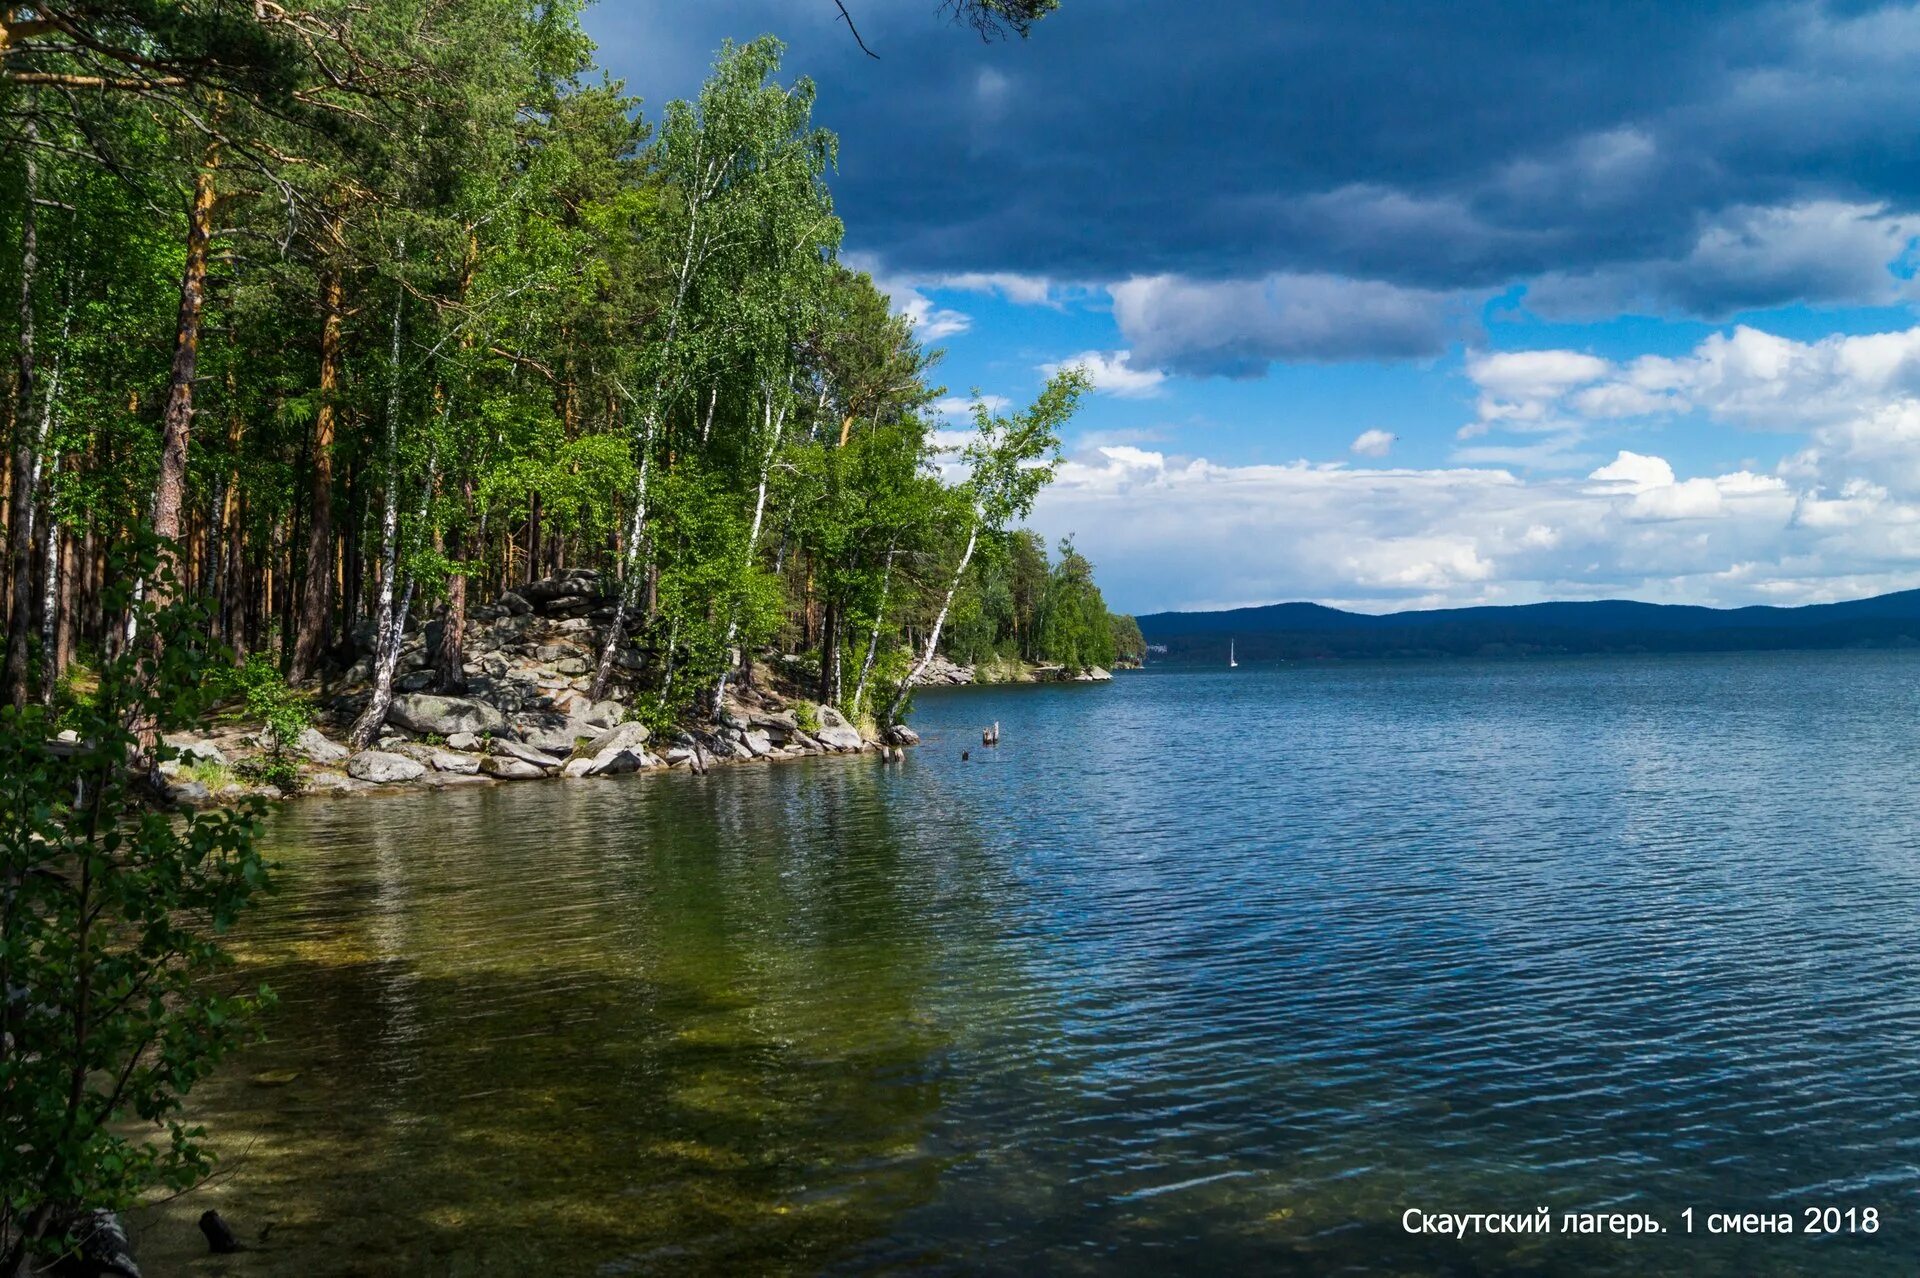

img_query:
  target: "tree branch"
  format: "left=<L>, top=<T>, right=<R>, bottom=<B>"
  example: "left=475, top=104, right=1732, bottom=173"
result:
left=832, top=1, right=880, bottom=58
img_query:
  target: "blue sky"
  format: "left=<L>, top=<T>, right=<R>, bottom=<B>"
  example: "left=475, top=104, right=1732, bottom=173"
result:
left=585, top=0, right=1920, bottom=616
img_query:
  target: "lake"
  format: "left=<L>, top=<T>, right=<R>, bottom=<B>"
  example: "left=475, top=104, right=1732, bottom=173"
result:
left=136, top=652, right=1920, bottom=1274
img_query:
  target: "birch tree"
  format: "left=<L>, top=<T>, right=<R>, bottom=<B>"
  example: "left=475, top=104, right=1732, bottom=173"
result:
left=887, top=367, right=1087, bottom=723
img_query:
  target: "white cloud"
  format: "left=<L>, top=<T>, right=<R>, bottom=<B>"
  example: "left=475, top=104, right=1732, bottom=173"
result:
left=1026, top=443, right=1878, bottom=615
left=931, top=395, right=1010, bottom=419
left=1041, top=350, right=1167, bottom=398
left=844, top=252, right=1060, bottom=343
left=1588, top=450, right=1675, bottom=493
left=1457, top=323, right=1920, bottom=490
left=1351, top=429, right=1396, bottom=457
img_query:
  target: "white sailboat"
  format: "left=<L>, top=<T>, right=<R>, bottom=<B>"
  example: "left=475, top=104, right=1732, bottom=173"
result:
left=1229, top=640, right=1238, bottom=669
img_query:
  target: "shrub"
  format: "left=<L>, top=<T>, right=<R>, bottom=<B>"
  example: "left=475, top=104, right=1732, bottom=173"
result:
left=0, top=537, right=274, bottom=1270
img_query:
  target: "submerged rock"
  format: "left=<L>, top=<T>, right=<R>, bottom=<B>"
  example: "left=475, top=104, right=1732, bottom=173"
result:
left=347, top=751, right=426, bottom=784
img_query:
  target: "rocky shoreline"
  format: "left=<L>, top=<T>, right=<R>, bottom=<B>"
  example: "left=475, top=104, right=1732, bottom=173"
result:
left=151, top=569, right=922, bottom=807
left=910, top=653, right=1115, bottom=687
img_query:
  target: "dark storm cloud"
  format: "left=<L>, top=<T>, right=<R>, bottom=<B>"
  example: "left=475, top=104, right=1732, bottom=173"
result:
left=586, top=0, right=1920, bottom=367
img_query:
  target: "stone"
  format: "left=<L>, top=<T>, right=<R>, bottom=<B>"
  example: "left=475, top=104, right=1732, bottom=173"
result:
left=817, top=704, right=854, bottom=730
left=553, top=656, right=588, bottom=675
left=815, top=724, right=865, bottom=752
left=162, top=734, right=226, bottom=765
left=561, top=757, right=595, bottom=778
left=480, top=754, right=545, bottom=780
left=575, top=721, right=656, bottom=776
left=394, top=669, right=435, bottom=693
left=388, top=693, right=508, bottom=737
left=742, top=729, right=773, bottom=758
left=884, top=724, right=920, bottom=746
left=295, top=727, right=350, bottom=762
left=427, top=749, right=481, bottom=774
left=584, top=721, right=650, bottom=755
left=347, top=751, right=426, bottom=784
left=446, top=731, right=480, bottom=751
left=494, top=737, right=564, bottom=770
left=513, top=713, right=592, bottom=753
left=168, top=778, right=213, bottom=808
left=499, top=590, right=533, bottom=616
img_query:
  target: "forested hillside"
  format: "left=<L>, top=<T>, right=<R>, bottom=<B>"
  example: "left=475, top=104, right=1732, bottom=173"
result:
left=0, top=3, right=1107, bottom=736
left=1139, top=592, right=1920, bottom=662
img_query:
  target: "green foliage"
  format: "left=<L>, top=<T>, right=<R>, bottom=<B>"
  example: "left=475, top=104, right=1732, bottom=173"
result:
left=1036, top=538, right=1117, bottom=671
left=792, top=700, right=822, bottom=734
left=214, top=655, right=312, bottom=755
left=0, top=536, right=273, bottom=1268
left=1109, top=613, right=1147, bottom=665
left=232, top=755, right=305, bottom=796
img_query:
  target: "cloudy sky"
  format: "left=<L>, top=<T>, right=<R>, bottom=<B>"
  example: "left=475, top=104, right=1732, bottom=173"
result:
left=587, top=0, right=1920, bottom=615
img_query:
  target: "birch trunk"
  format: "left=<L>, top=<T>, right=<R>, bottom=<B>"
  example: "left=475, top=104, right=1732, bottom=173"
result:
left=349, top=262, right=411, bottom=750
left=886, top=519, right=978, bottom=724
left=3, top=112, right=36, bottom=708
left=850, top=545, right=895, bottom=717
left=712, top=382, right=788, bottom=713
left=591, top=150, right=709, bottom=696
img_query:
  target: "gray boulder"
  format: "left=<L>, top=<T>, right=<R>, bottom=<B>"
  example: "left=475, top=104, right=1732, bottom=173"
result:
left=742, top=729, right=773, bottom=758
left=347, top=751, right=426, bottom=784
left=387, top=693, right=507, bottom=737
left=498, top=590, right=533, bottom=616
left=394, top=669, right=435, bottom=693
left=582, top=700, right=624, bottom=729
left=427, top=749, right=481, bottom=774
left=446, top=731, right=480, bottom=751
left=162, top=734, right=226, bottom=765
left=577, top=722, right=654, bottom=776
left=167, top=778, right=213, bottom=808
left=884, top=724, right=920, bottom=746
left=295, top=727, right=350, bottom=762
left=494, top=738, right=564, bottom=770
left=815, top=723, right=865, bottom=751
left=513, top=714, right=592, bottom=753
left=480, top=754, right=545, bottom=780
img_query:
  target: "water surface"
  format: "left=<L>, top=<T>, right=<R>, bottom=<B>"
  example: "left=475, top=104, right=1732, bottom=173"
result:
left=138, top=653, right=1920, bottom=1274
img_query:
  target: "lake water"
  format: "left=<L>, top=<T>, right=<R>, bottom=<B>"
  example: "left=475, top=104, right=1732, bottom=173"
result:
left=137, top=652, right=1920, bottom=1275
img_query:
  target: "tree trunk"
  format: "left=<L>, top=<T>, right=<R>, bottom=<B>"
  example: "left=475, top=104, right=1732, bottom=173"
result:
left=887, top=520, right=977, bottom=724
left=851, top=546, right=895, bottom=717
left=817, top=600, right=839, bottom=706
left=349, top=261, right=411, bottom=750
left=290, top=265, right=343, bottom=683
left=434, top=478, right=474, bottom=693
left=588, top=414, right=652, bottom=700
left=151, top=141, right=220, bottom=563
left=36, top=451, right=59, bottom=703
left=3, top=111, right=37, bottom=708
left=713, top=382, right=788, bottom=713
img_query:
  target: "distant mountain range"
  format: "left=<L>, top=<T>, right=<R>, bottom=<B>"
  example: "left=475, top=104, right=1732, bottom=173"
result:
left=1136, top=591, right=1920, bottom=662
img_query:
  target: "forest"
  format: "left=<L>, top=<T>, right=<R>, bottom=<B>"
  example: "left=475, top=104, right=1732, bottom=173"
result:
left=0, top=0, right=1133, bottom=740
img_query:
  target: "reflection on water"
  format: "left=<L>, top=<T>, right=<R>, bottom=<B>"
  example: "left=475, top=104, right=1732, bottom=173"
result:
left=137, top=653, right=1920, bottom=1275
